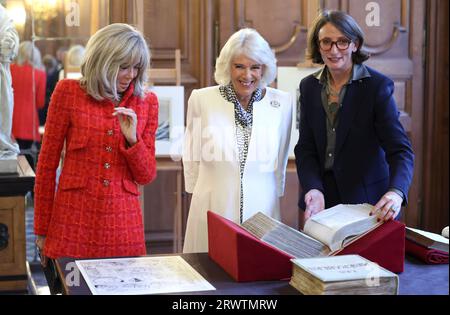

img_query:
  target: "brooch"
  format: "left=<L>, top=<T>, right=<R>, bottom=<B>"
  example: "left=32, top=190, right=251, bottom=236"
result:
left=270, top=100, right=280, bottom=108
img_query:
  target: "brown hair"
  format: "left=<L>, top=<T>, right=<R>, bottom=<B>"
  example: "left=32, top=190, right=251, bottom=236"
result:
left=306, top=10, right=370, bottom=64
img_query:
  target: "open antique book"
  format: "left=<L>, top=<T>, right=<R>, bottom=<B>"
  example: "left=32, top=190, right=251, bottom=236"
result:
left=406, top=227, right=449, bottom=253
left=241, top=203, right=382, bottom=259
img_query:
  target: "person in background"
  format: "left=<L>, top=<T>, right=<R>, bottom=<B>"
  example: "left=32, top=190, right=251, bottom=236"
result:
left=294, top=10, right=414, bottom=227
left=182, top=28, right=293, bottom=253
left=55, top=46, right=67, bottom=79
left=34, top=24, right=158, bottom=293
left=39, top=54, right=59, bottom=126
left=10, top=41, right=46, bottom=169
left=60, top=44, right=85, bottom=79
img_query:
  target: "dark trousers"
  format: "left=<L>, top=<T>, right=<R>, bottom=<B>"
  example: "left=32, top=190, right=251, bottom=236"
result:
left=39, top=257, right=63, bottom=295
left=323, top=171, right=342, bottom=209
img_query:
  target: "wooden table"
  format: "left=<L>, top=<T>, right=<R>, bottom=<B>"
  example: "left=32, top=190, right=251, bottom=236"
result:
left=55, top=253, right=449, bottom=295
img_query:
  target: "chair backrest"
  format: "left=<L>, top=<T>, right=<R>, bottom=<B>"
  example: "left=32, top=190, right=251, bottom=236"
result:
left=63, top=52, right=82, bottom=79
left=64, top=65, right=82, bottom=79
left=147, top=49, right=181, bottom=86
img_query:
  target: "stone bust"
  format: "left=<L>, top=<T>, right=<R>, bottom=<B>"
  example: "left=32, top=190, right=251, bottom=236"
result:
left=0, top=4, right=20, bottom=159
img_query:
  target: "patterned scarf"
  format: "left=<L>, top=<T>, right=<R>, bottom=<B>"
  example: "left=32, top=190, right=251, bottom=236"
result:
left=219, top=84, right=263, bottom=127
left=219, top=83, right=263, bottom=223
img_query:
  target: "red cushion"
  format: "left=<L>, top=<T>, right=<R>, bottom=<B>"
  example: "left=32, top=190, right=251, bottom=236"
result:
left=208, top=211, right=406, bottom=281
left=337, top=220, right=405, bottom=273
left=405, top=239, right=448, bottom=264
left=207, top=211, right=292, bottom=282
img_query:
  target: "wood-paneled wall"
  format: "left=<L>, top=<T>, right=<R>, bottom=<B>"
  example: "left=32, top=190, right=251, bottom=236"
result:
left=422, top=0, right=449, bottom=233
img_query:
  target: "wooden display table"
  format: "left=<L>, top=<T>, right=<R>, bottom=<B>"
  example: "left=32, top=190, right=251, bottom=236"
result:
left=55, top=253, right=449, bottom=295
left=0, top=156, right=35, bottom=292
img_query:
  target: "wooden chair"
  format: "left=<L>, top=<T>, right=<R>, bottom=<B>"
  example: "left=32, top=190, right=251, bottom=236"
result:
left=147, top=49, right=181, bottom=86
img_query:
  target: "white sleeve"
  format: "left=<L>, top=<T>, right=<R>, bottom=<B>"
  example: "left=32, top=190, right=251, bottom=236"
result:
left=182, top=89, right=201, bottom=193
left=276, top=93, right=293, bottom=197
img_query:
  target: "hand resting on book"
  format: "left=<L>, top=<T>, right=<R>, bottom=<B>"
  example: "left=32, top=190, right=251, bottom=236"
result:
left=304, top=189, right=325, bottom=221
left=304, top=189, right=403, bottom=223
left=370, top=191, right=403, bottom=222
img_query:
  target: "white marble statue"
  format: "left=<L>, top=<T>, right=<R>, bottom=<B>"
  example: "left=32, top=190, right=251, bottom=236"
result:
left=0, top=4, right=20, bottom=159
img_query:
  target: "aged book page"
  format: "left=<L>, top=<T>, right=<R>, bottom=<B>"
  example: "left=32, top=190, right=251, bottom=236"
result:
left=303, top=204, right=380, bottom=251
left=291, top=255, right=395, bottom=282
left=290, top=255, right=399, bottom=295
left=241, top=212, right=330, bottom=258
left=76, top=256, right=215, bottom=295
left=406, top=227, right=449, bottom=253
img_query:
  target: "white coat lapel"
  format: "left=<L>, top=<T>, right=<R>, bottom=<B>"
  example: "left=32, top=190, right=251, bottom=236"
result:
left=248, top=92, right=275, bottom=167
left=209, top=93, right=239, bottom=165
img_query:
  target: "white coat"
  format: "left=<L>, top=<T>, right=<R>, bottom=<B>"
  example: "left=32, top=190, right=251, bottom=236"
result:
left=182, top=86, right=293, bottom=253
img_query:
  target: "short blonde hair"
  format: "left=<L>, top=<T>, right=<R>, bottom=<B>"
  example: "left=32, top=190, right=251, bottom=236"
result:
left=214, top=28, right=277, bottom=88
left=15, top=41, right=43, bottom=69
left=80, top=23, right=150, bottom=101
left=66, top=45, right=85, bottom=67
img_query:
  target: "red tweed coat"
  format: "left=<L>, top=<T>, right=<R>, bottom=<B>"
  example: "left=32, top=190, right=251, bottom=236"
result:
left=10, top=63, right=46, bottom=141
left=34, top=79, right=158, bottom=259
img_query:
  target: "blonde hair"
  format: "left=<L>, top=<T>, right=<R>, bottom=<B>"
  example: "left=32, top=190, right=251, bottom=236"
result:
left=214, top=28, right=277, bottom=88
left=80, top=23, right=150, bottom=101
left=15, top=41, right=43, bottom=69
left=66, top=45, right=85, bottom=67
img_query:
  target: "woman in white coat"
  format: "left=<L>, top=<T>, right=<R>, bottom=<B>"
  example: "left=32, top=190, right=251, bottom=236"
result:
left=182, top=28, right=293, bottom=253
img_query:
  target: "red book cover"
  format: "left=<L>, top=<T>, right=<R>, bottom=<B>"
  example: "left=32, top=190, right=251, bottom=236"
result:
left=335, top=220, right=405, bottom=273
left=207, top=211, right=293, bottom=282
left=207, top=211, right=405, bottom=282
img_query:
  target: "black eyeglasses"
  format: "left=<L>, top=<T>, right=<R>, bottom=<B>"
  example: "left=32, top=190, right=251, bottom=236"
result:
left=318, top=38, right=352, bottom=51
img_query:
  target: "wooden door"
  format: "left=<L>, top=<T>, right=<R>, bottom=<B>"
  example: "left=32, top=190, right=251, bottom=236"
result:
left=422, top=0, right=449, bottom=233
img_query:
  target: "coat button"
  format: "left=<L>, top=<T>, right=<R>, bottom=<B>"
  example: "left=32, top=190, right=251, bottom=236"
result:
left=104, top=163, right=111, bottom=169
left=103, top=179, right=110, bottom=187
left=105, top=146, right=112, bottom=152
left=107, top=130, right=113, bottom=136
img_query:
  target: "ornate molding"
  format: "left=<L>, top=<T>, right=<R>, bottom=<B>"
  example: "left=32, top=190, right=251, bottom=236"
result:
left=363, top=23, right=407, bottom=55
left=272, top=23, right=305, bottom=54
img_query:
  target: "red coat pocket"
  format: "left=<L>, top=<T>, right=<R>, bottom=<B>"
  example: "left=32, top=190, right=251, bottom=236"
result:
left=58, top=175, right=88, bottom=191
left=122, top=178, right=140, bottom=195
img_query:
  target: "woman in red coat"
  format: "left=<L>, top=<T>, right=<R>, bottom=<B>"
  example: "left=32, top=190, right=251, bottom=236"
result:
left=10, top=41, right=46, bottom=168
left=34, top=24, right=158, bottom=270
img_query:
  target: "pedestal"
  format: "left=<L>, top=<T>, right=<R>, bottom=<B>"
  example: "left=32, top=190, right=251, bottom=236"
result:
left=0, top=158, right=18, bottom=174
left=0, top=156, right=35, bottom=293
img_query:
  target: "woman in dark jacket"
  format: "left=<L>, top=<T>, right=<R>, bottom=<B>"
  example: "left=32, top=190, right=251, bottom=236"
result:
left=295, top=10, right=414, bottom=224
